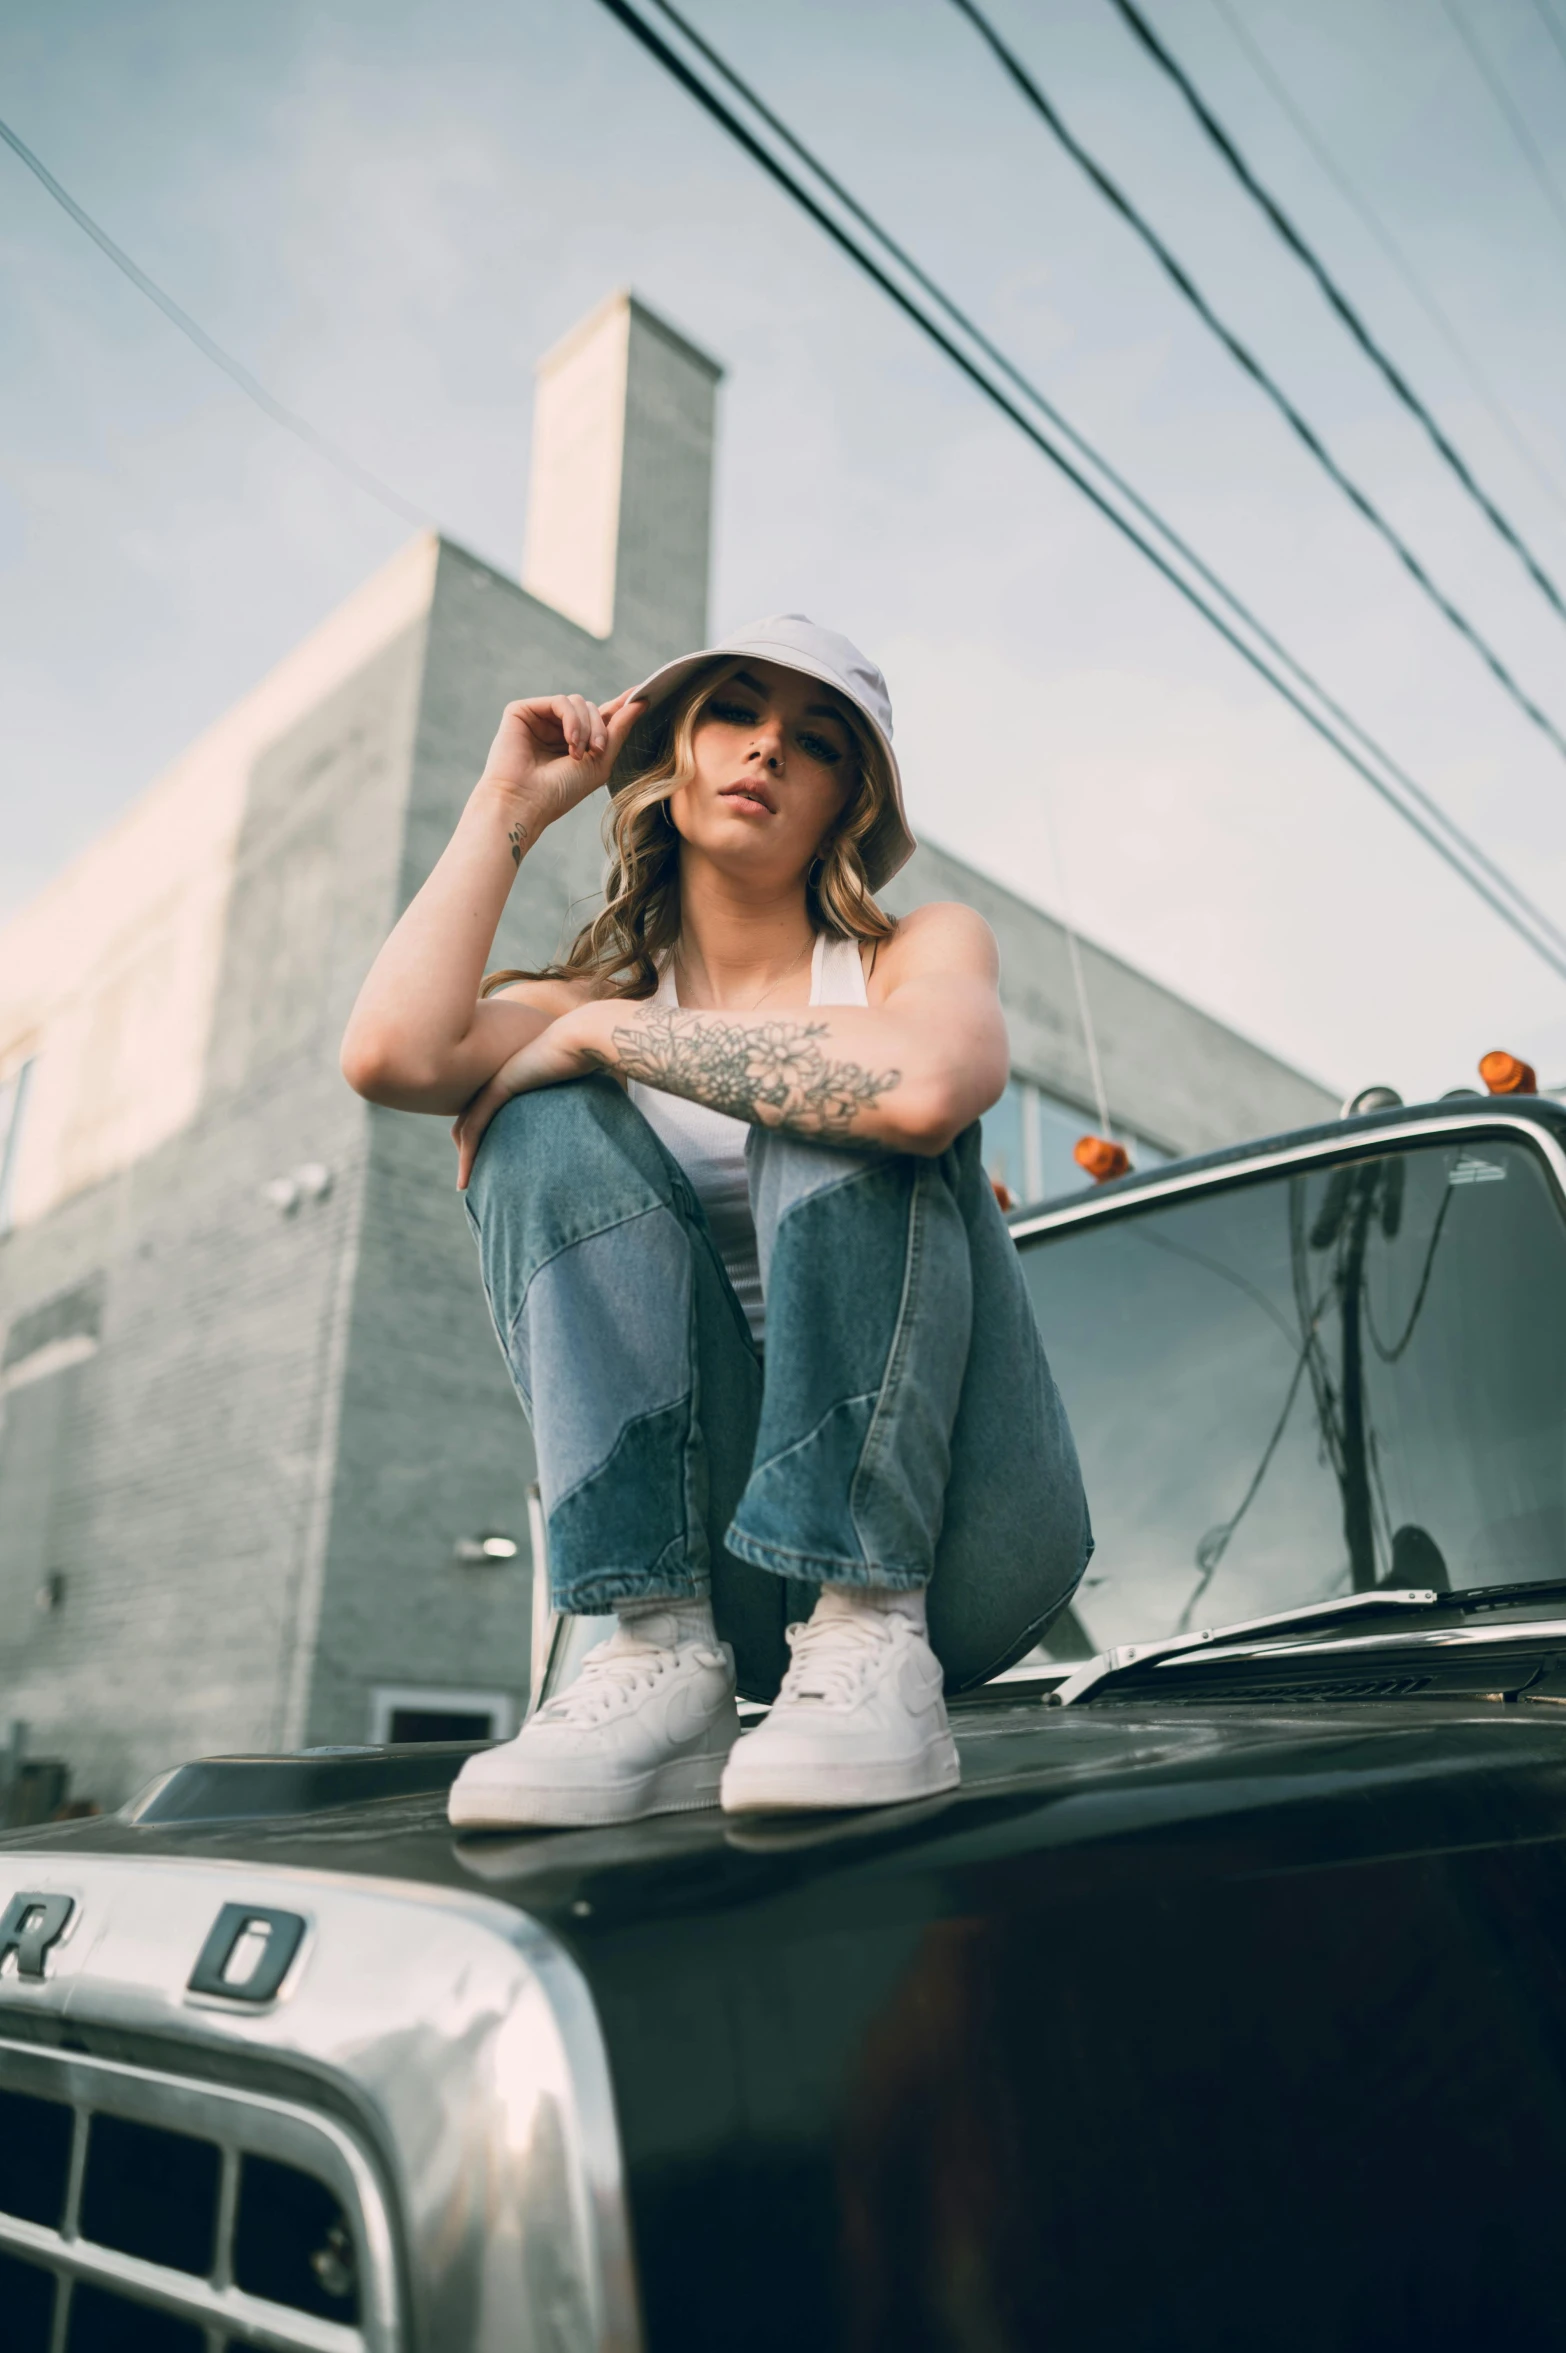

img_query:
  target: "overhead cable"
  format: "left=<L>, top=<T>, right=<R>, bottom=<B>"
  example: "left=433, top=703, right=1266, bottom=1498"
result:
left=1041, top=797, right=1115, bottom=1140
left=1532, top=0, right=1566, bottom=77
left=594, top=0, right=1566, bottom=983
left=0, top=113, right=432, bottom=532
left=1208, top=0, right=1566, bottom=525
left=1439, top=0, right=1566, bottom=246
left=1103, top=0, right=1566, bottom=620
left=640, top=0, right=1566, bottom=962
left=945, top=0, right=1566, bottom=769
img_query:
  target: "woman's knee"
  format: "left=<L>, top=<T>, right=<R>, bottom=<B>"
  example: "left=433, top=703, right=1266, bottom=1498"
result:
left=466, top=1074, right=674, bottom=1229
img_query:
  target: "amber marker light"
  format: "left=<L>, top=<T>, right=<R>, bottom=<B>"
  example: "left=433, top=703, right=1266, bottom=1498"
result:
left=1478, top=1049, right=1538, bottom=1096
left=1074, top=1134, right=1131, bottom=1183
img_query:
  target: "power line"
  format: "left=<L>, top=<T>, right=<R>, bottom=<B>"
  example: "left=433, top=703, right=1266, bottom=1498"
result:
left=946, top=0, right=1566, bottom=771
left=1041, top=796, right=1114, bottom=1139
left=1103, top=0, right=1566, bottom=621
left=1532, top=0, right=1566, bottom=78
left=639, top=0, right=1566, bottom=970
left=646, top=0, right=1566, bottom=962
left=0, top=113, right=432, bottom=533
left=596, top=0, right=1566, bottom=984
left=1207, top=0, right=1566, bottom=527
left=1439, top=0, right=1566, bottom=248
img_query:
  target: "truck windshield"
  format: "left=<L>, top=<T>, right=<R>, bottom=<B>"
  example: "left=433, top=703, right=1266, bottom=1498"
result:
left=1018, top=1136, right=1566, bottom=1656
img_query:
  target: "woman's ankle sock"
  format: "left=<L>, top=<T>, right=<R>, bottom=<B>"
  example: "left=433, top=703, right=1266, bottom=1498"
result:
left=818, top=1582, right=928, bottom=1635
left=616, top=1593, right=718, bottom=1649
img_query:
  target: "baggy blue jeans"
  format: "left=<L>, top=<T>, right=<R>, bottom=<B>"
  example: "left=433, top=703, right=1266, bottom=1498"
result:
left=466, top=1076, right=1091, bottom=1701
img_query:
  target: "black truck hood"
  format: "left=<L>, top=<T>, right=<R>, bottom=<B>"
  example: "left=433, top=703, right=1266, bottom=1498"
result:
left=13, top=1697, right=1566, bottom=2353
left=8, top=1697, right=1566, bottom=1936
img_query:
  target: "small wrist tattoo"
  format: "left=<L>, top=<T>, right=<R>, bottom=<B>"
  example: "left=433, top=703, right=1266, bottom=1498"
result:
left=507, top=822, right=528, bottom=868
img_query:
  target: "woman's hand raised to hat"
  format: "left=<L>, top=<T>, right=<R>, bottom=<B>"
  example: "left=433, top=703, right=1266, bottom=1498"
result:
left=478, top=689, right=644, bottom=832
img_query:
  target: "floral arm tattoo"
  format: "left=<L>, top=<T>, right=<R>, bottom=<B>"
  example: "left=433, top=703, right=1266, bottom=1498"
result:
left=605, top=1009, right=902, bottom=1143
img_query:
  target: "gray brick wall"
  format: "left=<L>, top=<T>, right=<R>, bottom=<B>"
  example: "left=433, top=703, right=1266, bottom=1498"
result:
left=0, top=620, right=427, bottom=1803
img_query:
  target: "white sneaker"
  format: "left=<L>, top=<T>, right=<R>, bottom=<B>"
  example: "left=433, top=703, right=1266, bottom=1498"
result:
left=720, top=1596, right=960, bottom=1813
left=448, top=1619, right=740, bottom=1828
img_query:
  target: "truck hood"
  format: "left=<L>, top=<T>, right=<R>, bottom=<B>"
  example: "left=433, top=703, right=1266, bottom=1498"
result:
left=7, top=1696, right=1566, bottom=1933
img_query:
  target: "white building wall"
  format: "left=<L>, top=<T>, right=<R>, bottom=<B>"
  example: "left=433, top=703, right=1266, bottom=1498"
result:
left=521, top=291, right=631, bottom=639
left=0, top=536, right=441, bottom=1233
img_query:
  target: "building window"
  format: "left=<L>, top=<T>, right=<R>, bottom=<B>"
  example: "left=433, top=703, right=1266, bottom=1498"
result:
left=979, top=1077, right=1032, bottom=1201
left=0, top=1058, right=34, bottom=1236
left=981, top=1072, right=1171, bottom=1208
left=369, top=1685, right=516, bottom=1745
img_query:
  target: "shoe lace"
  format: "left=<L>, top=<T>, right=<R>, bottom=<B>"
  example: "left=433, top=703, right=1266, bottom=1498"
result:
left=535, top=1641, right=670, bottom=1727
left=777, top=1611, right=897, bottom=1711
left=534, top=1636, right=724, bottom=1728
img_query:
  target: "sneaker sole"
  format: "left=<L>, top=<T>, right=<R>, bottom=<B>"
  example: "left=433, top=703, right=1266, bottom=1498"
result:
left=448, top=1747, right=730, bottom=1831
left=719, top=1734, right=960, bottom=1814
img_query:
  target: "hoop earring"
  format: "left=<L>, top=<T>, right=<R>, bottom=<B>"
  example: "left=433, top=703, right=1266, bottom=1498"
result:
left=807, top=854, right=825, bottom=890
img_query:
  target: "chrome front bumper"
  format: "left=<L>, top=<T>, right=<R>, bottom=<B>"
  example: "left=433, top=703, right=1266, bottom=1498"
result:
left=0, top=1852, right=639, bottom=2353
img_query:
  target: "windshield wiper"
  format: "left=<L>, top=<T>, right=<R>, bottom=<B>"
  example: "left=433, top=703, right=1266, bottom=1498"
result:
left=1050, top=1587, right=1443, bottom=1707
left=1455, top=1580, right=1566, bottom=1613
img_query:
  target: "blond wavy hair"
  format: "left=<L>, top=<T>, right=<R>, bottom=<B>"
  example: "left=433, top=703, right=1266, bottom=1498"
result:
left=481, top=656, right=897, bottom=1002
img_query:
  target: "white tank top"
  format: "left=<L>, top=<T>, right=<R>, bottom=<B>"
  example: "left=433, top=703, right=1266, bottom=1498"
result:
left=629, top=933, right=870, bottom=1344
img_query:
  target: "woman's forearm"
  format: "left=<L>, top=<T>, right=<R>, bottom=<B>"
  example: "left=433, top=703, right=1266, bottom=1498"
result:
left=581, top=990, right=1006, bottom=1156
left=447, top=962, right=1008, bottom=1190
left=341, top=780, right=539, bottom=1093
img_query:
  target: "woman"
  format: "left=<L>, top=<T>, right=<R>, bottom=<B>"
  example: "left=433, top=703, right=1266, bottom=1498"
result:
left=342, top=614, right=1089, bottom=1827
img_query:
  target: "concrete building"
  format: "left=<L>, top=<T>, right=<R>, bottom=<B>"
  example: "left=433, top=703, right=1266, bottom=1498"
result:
left=0, top=290, right=1336, bottom=1809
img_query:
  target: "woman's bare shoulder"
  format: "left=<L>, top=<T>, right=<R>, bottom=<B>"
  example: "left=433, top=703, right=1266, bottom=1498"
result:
left=867, top=902, right=998, bottom=998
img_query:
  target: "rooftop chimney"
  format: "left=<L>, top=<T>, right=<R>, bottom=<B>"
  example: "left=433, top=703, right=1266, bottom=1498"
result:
left=521, top=289, right=723, bottom=660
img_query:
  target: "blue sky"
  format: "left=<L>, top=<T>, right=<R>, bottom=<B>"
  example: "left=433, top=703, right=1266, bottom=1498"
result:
left=4, top=0, right=1566, bottom=1101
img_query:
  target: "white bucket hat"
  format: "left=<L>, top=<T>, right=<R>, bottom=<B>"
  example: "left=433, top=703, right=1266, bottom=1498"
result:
left=610, top=613, right=916, bottom=890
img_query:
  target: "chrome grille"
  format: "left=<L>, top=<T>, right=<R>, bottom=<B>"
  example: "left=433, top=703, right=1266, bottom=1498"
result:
left=0, top=2039, right=398, bottom=2352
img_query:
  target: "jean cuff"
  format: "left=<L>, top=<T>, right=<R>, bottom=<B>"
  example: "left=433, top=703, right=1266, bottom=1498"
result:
left=723, top=1524, right=929, bottom=1591
left=550, top=1567, right=709, bottom=1614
